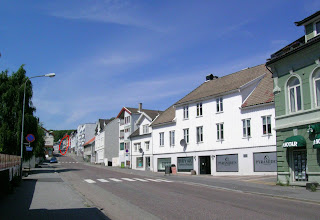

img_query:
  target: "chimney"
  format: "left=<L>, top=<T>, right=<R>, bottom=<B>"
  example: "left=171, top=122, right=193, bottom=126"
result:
left=205, top=74, right=218, bottom=81
left=138, top=103, right=142, bottom=112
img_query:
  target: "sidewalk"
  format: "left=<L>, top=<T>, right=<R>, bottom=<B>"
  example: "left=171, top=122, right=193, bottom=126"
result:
left=68, top=154, right=320, bottom=204
left=0, top=162, right=108, bottom=220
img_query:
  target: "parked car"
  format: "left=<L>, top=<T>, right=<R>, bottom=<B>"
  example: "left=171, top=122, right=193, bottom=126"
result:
left=50, top=157, right=58, bottom=163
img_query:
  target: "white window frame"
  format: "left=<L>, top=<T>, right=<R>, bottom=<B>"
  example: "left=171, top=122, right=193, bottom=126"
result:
left=262, top=115, right=272, bottom=135
left=216, top=97, right=223, bottom=113
left=169, top=130, right=175, bottom=146
left=315, top=21, right=320, bottom=35
left=216, top=123, right=224, bottom=141
left=242, top=119, right=251, bottom=138
left=196, top=103, right=203, bottom=116
left=196, top=126, right=203, bottom=143
left=287, top=77, right=302, bottom=113
left=134, top=143, right=138, bottom=152
left=159, top=132, right=164, bottom=146
left=143, top=124, right=149, bottom=134
left=313, top=70, right=320, bottom=107
left=145, top=141, right=150, bottom=151
left=183, top=106, right=189, bottom=119
left=183, top=128, right=189, bottom=144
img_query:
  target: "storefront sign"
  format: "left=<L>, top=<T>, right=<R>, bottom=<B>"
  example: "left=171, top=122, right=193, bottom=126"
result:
left=216, top=154, right=238, bottom=172
left=157, top=158, right=171, bottom=172
left=282, top=141, right=298, bottom=147
left=282, top=135, right=306, bottom=148
left=253, top=152, right=277, bottom=172
left=177, top=157, right=193, bottom=172
left=313, top=134, right=320, bottom=149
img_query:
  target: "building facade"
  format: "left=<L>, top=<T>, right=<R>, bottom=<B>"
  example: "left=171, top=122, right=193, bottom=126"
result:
left=94, top=119, right=110, bottom=164
left=104, top=118, right=119, bottom=166
left=151, top=65, right=277, bottom=175
left=266, top=11, right=320, bottom=185
left=41, top=127, right=54, bottom=156
left=76, top=123, right=96, bottom=157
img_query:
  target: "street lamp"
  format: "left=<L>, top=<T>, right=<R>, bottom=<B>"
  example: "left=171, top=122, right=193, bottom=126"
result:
left=20, top=73, right=56, bottom=177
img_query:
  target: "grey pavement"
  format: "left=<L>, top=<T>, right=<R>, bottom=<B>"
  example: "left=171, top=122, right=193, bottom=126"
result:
left=0, top=161, right=108, bottom=220
left=68, top=153, right=320, bottom=204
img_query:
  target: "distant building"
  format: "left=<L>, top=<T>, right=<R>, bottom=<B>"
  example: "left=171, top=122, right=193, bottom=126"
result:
left=83, top=137, right=95, bottom=163
left=76, top=123, right=96, bottom=157
left=266, top=10, right=320, bottom=185
left=41, top=127, right=54, bottom=156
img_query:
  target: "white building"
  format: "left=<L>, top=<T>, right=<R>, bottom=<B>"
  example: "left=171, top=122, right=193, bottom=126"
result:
left=70, top=130, right=78, bottom=153
left=129, top=110, right=161, bottom=171
left=151, top=64, right=277, bottom=175
left=116, top=103, right=160, bottom=168
left=41, top=127, right=54, bottom=156
left=76, top=123, right=96, bottom=157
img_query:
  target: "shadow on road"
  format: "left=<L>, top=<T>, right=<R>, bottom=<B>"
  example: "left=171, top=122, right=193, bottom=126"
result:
left=30, top=168, right=82, bottom=175
left=0, top=179, right=109, bottom=220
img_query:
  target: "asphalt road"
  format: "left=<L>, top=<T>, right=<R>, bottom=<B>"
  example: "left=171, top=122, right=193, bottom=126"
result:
left=53, top=155, right=320, bottom=220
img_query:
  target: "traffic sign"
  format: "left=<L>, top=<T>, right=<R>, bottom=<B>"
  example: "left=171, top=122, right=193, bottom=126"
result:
left=26, top=134, right=35, bottom=143
left=26, top=147, right=33, bottom=151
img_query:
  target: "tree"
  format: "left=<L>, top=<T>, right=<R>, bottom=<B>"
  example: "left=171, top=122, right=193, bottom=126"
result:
left=0, top=66, right=44, bottom=160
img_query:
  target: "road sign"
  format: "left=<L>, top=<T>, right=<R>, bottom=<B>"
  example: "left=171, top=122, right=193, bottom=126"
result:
left=26, top=147, right=33, bottom=151
left=26, top=134, right=35, bottom=143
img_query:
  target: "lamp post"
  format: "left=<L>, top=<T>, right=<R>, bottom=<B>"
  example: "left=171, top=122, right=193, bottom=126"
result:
left=20, top=73, right=55, bottom=177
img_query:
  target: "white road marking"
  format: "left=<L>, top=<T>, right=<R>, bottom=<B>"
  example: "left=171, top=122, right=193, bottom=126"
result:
left=145, top=179, right=162, bottom=182
left=97, top=179, right=109, bottom=182
left=84, top=179, right=96, bottom=183
left=133, top=178, right=149, bottom=182
left=156, top=179, right=174, bottom=182
left=121, top=178, right=136, bottom=182
left=109, top=178, right=122, bottom=182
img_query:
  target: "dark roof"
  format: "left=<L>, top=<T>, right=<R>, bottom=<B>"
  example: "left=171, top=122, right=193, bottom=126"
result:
left=241, top=71, right=274, bottom=108
left=129, top=128, right=140, bottom=138
left=152, top=64, right=271, bottom=127
left=95, top=119, right=112, bottom=133
left=117, top=107, right=162, bottom=120
left=175, top=64, right=267, bottom=105
left=266, top=35, right=320, bottom=65
left=295, top=10, right=320, bottom=26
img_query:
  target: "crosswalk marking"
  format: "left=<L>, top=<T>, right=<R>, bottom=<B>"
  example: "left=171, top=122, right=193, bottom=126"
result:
left=133, top=178, right=149, bottom=182
left=84, top=179, right=96, bottom=183
left=97, top=179, right=109, bottom=182
left=156, top=179, right=173, bottom=182
left=121, top=178, right=136, bottom=182
left=145, top=178, right=162, bottom=182
left=109, top=178, right=122, bottom=182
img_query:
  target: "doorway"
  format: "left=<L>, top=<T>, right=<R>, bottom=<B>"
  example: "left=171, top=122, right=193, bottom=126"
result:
left=146, top=157, right=151, bottom=171
left=292, top=150, right=308, bottom=182
left=199, top=156, right=211, bottom=174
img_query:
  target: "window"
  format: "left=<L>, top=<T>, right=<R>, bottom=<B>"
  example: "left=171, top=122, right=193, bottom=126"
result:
left=183, top=106, right=189, bottom=119
left=125, top=128, right=130, bottom=133
left=262, top=116, right=272, bottom=135
left=287, top=77, right=302, bottom=113
left=136, top=157, right=143, bottom=168
left=124, top=116, right=130, bottom=124
left=242, top=119, right=251, bottom=138
left=216, top=97, right=223, bottom=112
left=313, top=69, right=320, bottom=107
left=196, top=126, right=203, bottom=143
left=134, top=143, right=140, bottom=152
left=143, top=124, right=149, bottom=134
left=159, top=132, right=164, bottom=146
left=170, top=131, right=175, bottom=146
left=145, top=141, right=150, bottom=151
left=120, top=143, right=124, bottom=151
left=316, top=21, right=320, bottom=35
left=183, top=128, right=189, bottom=144
left=197, top=103, right=203, bottom=116
left=216, top=123, right=224, bottom=140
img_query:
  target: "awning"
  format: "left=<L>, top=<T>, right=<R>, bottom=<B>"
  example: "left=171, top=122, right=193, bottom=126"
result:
left=282, top=135, right=306, bottom=148
left=309, top=123, right=320, bottom=134
left=313, top=134, right=320, bottom=149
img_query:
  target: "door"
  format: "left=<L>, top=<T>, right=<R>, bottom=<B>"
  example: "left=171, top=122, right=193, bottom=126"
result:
left=199, top=156, right=211, bottom=174
left=146, top=157, right=150, bottom=170
left=292, top=150, right=307, bottom=182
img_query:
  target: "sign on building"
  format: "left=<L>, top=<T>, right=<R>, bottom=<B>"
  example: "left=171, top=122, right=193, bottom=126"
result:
left=216, top=154, right=238, bottom=172
left=253, top=152, right=277, bottom=172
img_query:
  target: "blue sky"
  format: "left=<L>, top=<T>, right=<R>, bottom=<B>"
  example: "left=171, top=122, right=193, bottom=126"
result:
left=1, top=0, right=319, bottom=130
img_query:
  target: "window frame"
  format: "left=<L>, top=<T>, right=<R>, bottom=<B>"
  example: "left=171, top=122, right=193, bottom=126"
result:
left=143, top=124, right=149, bottom=134
left=313, top=70, right=320, bottom=107
left=196, top=126, right=203, bottom=143
left=216, top=123, right=224, bottom=141
left=216, top=97, right=223, bottom=113
left=242, top=119, right=251, bottom=138
left=183, top=106, right=189, bottom=119
left=196, top=102, right=203, bottom=116
left=183, top=128, right=189, bottom=144
left=145, top=141, right=150, bottom=151
left=159, top=132, right=164, bottom=146
left=262, top=115, right=272, bottom=135
left=287, top=77, right=302, bottom=113
left=169, top=130, right=175, bottom=146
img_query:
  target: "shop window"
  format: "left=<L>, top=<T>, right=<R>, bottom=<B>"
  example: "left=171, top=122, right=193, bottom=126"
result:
left=136, top=157, right=143, bottom=168
left=287, top=77, right=302, bottom=113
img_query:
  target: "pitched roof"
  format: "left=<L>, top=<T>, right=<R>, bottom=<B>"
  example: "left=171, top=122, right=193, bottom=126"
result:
left=84, top=137, right=95, bottom=146
left=117, top=106, right=162, bottom=119
left=129, top=128, right=140, bottom=138
left=241, top=71, right=274, bottom=108
left=95, top=119, right=113, bottom=133
left=152, top=64, right=271, bottom=127
left=295, top=10, right=320, bottom=26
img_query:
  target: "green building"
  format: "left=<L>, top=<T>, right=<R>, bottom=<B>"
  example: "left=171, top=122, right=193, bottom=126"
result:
left=266, top=11, right=320, bottom=185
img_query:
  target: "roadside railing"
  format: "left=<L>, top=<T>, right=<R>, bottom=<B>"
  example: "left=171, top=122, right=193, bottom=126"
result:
left=0, top=153, right=21, bottom=171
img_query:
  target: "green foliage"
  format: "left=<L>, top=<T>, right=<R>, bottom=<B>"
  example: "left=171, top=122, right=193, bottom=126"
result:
left=51, top=130, right=75, bottom=142
left=0, top=66, right=44, bottom=161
